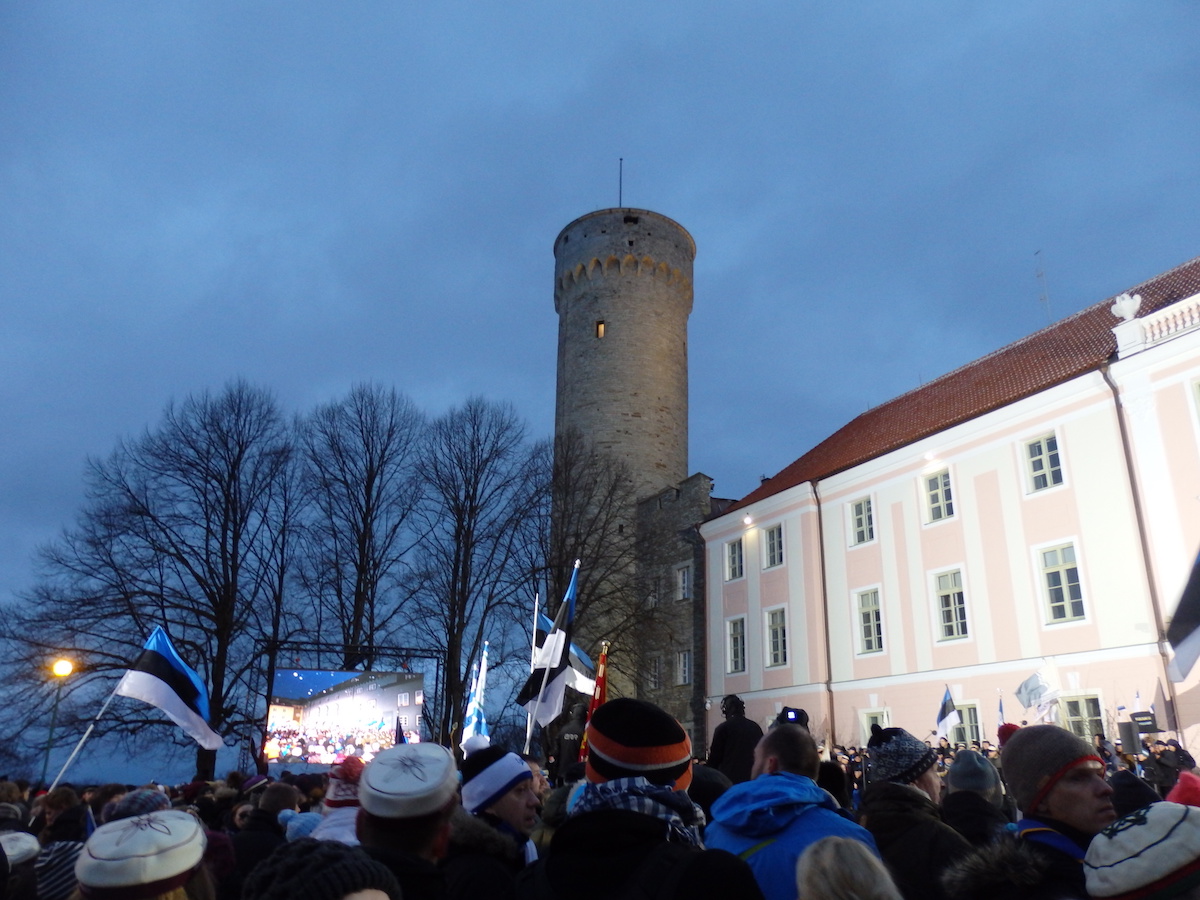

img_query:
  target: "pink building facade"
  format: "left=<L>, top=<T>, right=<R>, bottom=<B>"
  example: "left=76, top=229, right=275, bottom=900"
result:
left=702, top=257, right=1200, bottom=752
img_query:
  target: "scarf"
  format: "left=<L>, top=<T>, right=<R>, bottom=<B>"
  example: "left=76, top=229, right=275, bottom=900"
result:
left=569, top=776, right=705, bottom=848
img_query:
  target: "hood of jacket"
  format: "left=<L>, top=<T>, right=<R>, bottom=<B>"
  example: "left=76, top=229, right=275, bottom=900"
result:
left=709, top=772, right=839, bottom=838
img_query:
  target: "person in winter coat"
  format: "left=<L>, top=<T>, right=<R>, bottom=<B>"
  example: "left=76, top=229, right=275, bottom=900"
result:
left=939, top=749, right=1010, bottom=846
left=517, top=698, right=764, bottom=900
left=707, top=695, right=764, bottom=784
left=705, top=724, right=878, bottom=900
left=857, top=725, right=971, bottom=900
left=941, top=724, right=1116, bottom=900
left=309, top=757, right=365, bottom=845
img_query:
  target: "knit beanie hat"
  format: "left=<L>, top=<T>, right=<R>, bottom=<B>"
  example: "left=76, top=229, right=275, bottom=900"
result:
left=997, top=722, right=1021, bottom=748
left=285, top=811, right=324, bottom=841
left=584, top=698, right=693, bottom=791
left=1000, top=724, right=1100, bottom=814
left=1168, top=771, right=1200, bottom=808
left=325, top=755, right=365, bottom=808
left=360, top=743, right=459, bottom=820
left=241, top=837, right=402, bottom=900
left=108, top=789, right=170, bottom=822
left=866, top=724, right=938, bottom=785
left=460, top=746, right=533, bottom=815
left=1085, top=802, right=1200, bottom=898
left=74, top=810, right=206, bottom=900
left=945, top=749, right=1001, bottom=800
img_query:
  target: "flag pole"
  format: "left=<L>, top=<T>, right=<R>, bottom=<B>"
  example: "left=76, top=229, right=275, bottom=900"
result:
left=525, top=592, right=539, bottom=752
left=43, top=680, right=122, bottom=800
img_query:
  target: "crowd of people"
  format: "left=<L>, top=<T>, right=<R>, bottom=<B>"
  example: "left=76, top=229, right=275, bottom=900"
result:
left=262, top=725, right=399, bottom=765
left=3, top=693, right=1200, bottom=899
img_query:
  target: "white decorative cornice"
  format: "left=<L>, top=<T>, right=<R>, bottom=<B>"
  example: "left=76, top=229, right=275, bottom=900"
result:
left=1113, top=291, right=1200, bottom=358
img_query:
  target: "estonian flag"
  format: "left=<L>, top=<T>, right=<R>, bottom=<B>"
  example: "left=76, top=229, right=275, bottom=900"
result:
left=516, top=561, right=593, bottom=726
left=935, top=685, right=960, bottom=739
left=115, top=626, right=223, bottom=750
left=1168, top=549, right=1200, bottom=682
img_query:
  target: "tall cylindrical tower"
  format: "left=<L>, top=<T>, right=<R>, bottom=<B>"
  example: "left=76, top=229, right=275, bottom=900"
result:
left=553, top=208, right=695, bottom=500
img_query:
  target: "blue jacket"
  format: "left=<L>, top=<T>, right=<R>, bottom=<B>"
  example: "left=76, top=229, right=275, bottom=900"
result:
left=705, top=772, right=879, bottom=900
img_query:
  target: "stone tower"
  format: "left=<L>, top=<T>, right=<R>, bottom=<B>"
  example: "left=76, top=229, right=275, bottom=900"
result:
left=552, top=208, right=695, bottom=499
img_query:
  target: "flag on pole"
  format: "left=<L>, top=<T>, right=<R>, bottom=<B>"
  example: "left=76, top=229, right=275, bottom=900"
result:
left=1168, top=549, right=1200, bottom=682
left=998, top=691, right=1005, bottom=725
left=1015, top=671, right=1053, bottom=710
left=460, top=641, right=490, bottom=754
left=536, top=611, right=594, bottom=672
left=517, top=561, right=592, bottom=726
left=115, top=626, right=223, bottom=750
left=578, top=641, right=609, bottom=764
left=935, top=686, right=960, bottom=739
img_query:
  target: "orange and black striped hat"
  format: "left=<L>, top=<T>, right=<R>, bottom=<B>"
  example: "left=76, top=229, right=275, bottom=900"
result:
left=585, top=698, right=693, bottom=791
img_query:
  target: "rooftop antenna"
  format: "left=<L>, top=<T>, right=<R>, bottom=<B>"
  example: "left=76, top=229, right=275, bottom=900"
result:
left=1035, top=250, right=1052, bottom=325
left=618, top=158, right=623, bottom=208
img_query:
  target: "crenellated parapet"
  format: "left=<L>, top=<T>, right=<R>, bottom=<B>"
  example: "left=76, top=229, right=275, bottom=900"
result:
left=556, top=254, right=693, bottom=296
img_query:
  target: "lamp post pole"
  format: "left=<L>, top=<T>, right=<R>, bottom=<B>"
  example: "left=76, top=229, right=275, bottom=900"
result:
left=38, top=659, right=73, bottom=788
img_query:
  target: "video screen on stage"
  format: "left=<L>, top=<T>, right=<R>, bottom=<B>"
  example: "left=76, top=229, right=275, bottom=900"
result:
left=265, top=669, right=424, bottom=765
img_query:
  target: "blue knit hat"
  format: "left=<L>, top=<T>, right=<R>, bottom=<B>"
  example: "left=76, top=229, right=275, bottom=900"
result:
left=867, top=724, right=938, bottom=785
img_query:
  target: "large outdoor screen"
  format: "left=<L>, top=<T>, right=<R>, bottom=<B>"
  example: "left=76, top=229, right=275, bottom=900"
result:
left=265, top=669, right=424, bottom=765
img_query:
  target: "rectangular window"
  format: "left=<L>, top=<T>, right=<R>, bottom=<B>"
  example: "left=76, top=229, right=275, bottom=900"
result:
left=398, top=714, right=409, bottom=728
left=936, top=570, right=968, bottom=639
left=726, top=539, right=744, bottom=580
left=414, top=691, right=423, bottom=705
left=646, top=656, right=662, bottom=691
left=676, top=566, right=691, bottom=601
left=398, top=692, right=410, bottom=706
left=595, top=320, right=605, bottom=338
left=675, top=650, right=692, bottom=685
left=646, top=576, right=660, bottom=608
left=858, top=589, right=883, bottom=653
left=767, top=608, right=788, bottom=667
left=1062, top=696, right=1103, bottom=740
left=852, top=498, right=874, bottom=545
left=862, top=711, right=888, bottom=744
left=765, top=524, right=784, bottom=568
left=950, top=704, right=980, bottom=745
left=1027, top=433, right=1064, bottom=491
left=727, top=618, right=746, bottom=673
left=1043, top=543, right=1084, bottom=622
left=926, top=470, right=955, bottom=521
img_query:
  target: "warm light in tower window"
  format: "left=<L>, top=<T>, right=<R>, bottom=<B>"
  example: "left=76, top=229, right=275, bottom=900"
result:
left=595, top=320, right=605, bottom=338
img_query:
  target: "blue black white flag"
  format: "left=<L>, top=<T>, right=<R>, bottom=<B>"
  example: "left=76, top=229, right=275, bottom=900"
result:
left=1168, top=549, right=1200, bottom=682
left=115, top=626, right=223, bottom=750
left=460, top=641, right=490, bottom=754
left=935, top=685, right=960, bottom=739
left=517, top=561, right=593, bottom=726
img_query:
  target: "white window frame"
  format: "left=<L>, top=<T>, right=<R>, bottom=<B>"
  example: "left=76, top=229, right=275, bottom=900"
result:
left=646, top=655, right=662, bottom=691
left=851, top=497, right=875, bottom=545
left=727, top=616, right=746, bottom=674
left=765, top=606, right=788, bottom=668
left=398, top=692, right=410, bottom=706
left=675, top=649, right=692, bottom=685
left=1040, top=541, right=1085, bottom=623
left=860, top=708, right=889, bottom=746
left=676, top=565, right=691, bottom=602
left=764, top=523, right=784, bottom=568
left=925, top=469, right=955, bottom=522
left=1061, top=694, right=1103, bottom=740
left=949, top=703, right=980, bottom=745
left=726, top=539, right=745, bottom=581
left=646, top=576, right=660, bottom=609
left=1026, top=432, right=1065, bottom=492
left=934, top=569, right=969, bottom=640
left=856, top=588, right=883, bottom=655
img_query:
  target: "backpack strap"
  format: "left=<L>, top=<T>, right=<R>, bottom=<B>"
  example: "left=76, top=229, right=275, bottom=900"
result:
left=738, top=838, right=777, bottom=861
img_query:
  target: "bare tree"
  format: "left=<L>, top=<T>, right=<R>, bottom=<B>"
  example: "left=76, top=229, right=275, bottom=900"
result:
left=296, top=383, right=425, bottom=668
left=538, top=427, right=656, bottom=699
left=1, top=382, right=296, bottom=778
left=406, top=397, right=544, bottom=744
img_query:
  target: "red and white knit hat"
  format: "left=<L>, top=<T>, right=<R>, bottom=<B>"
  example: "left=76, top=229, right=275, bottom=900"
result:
left=325, top=755, right=366, bottom=808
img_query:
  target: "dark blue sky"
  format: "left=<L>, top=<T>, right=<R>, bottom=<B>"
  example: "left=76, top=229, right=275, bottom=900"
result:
left=3, top=3, right=1199, bottom=610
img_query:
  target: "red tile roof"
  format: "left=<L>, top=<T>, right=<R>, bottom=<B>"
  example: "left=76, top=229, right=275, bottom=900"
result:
left=730, top=255, right=1200, bottom=512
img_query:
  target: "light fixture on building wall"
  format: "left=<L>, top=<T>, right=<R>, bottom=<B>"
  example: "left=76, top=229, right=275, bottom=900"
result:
left=743, top=514, right=752, bottom=525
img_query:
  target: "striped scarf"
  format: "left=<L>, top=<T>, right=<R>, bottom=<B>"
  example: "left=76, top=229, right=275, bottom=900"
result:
left=569, top=776, right=705, bottom=848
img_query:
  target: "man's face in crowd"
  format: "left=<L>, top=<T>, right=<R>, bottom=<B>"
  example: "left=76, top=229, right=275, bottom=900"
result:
left=526, top=760, right=551, bottom=801
left=1037, top=759, right=1116, bottom=835
left=487, top=780, right=540, bottom=837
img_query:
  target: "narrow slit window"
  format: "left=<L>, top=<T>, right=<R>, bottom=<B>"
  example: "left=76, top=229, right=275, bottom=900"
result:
left=595, top=320, right=606, bottom=338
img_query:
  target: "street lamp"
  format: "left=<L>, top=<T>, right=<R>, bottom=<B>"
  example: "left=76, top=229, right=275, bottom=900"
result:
left=39, top=658, right=73, bottom=788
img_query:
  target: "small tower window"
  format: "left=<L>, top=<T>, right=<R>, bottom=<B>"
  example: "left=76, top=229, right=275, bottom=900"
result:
left=595, top=320, right=605, bottom=338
